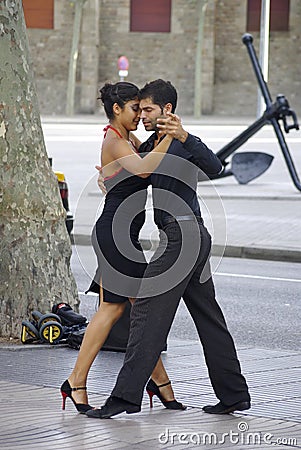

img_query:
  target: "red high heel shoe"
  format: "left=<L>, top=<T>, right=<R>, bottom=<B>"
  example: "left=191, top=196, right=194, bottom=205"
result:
left=146, top=379, right=186, bottom=410
left=60, top=379, right=93, bottom=414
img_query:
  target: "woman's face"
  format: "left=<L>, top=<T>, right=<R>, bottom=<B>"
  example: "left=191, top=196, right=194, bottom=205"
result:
left=119, top=98, right=141, bottom=131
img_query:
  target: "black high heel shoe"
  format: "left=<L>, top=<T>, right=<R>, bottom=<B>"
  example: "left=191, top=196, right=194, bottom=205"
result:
left=146, top=379, right=186, bottom=410
left=60, top=379, right=93, bottom=414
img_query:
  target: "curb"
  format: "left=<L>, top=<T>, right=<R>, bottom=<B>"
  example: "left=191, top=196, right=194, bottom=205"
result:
left=71, top=234, right=301, bottom=263
left=211, top=244, right=301, bottom=263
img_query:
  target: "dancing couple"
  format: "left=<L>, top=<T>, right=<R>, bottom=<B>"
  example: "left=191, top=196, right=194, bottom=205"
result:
left=61, top=79, right=251, bottom=418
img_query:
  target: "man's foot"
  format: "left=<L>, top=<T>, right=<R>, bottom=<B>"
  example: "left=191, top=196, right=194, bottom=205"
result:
left=86, top=396, right=141, bottom=419
left=202, top=400, right=251, bottom=415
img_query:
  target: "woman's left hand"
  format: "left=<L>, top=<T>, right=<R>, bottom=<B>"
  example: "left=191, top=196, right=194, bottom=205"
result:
left=95, top=165, right=107, bottom=195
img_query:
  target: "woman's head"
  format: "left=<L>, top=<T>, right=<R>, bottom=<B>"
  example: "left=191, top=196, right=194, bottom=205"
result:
left=99, top=82, right=140, bottom=120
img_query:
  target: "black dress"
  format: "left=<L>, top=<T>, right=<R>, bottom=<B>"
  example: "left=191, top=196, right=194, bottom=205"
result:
left=88, top=128, right=149, bottom=303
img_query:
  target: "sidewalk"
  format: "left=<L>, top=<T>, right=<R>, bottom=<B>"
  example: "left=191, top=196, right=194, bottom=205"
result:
left=0, top=339, right=300, bottom=449
left=72, top=179, right=301, bottom=263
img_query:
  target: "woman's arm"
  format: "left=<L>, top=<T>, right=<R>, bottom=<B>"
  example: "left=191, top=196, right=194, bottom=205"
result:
left=107, top=133, right=173, bottom=178
left=129, top=132, right=142, bottom=150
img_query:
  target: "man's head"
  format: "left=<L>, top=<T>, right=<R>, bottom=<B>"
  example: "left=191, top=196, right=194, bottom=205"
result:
left=140, top=79, right=178, bottom=132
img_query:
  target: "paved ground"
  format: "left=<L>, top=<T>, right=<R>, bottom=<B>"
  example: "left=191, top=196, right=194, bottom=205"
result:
left=1, top=115, right=300, bottom=448
left=1, top=340, right=301, bottom=449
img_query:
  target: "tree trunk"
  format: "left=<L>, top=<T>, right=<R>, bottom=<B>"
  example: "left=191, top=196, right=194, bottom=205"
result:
left=0, top=0, right=79, bottom=337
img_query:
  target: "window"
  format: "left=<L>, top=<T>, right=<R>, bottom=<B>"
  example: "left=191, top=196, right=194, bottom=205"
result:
left=247, top=0, right=290, bottom=32
left=130, top=0, right=171, bottom=32
left=22, top=0, right=54, bottom=29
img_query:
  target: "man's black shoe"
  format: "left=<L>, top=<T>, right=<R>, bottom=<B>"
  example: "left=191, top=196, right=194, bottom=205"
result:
left=202, top=400, right=251, bottom=415
left=86, top=396, right=140, bottom=419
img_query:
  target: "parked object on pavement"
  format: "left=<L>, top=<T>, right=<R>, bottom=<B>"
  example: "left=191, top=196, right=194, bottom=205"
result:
left=21, top=303, right=87, bottom=345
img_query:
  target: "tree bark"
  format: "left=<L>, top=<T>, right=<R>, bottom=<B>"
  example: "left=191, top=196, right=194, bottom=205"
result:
left=0, top=0, right=79, bottom=337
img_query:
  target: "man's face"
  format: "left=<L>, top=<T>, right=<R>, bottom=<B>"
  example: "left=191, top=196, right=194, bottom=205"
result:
left=140, top=97, right=164, bottom=132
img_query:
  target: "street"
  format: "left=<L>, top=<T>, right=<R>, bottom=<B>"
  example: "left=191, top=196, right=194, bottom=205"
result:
left=43, top=117, right=301, bottom=212
left=71, top=247, right=301, bottom=352
left=172, top=256, right=301, bottom=351
left=44, top=118, right=301, bottom=353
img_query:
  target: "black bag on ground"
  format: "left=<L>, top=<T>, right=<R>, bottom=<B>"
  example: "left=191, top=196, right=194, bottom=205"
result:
left=67, top=326, right=87, bottom=350
left=52, top=303, right=87, bottom=327
left=60, top=300, right=131, bottom=352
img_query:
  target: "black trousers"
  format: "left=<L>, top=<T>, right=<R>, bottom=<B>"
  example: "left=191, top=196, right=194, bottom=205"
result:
left=111, top=219, right=250, bottom=406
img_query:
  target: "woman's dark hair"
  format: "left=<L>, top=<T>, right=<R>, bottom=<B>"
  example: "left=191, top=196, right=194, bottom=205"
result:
left=98, top=82, right=140, bottom=119
left=140, top=79, right=177, bottom=113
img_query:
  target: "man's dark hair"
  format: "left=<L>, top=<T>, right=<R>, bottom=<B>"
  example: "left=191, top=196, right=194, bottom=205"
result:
left=140, top=79, right=177, bottom=113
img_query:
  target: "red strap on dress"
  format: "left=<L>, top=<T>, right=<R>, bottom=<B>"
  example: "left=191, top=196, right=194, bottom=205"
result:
left=103, top=124, right=123, bottom=138
left=103, top=124, right=138, bottom=153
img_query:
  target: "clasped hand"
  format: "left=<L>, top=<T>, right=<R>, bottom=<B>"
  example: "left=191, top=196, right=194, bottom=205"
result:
left=156, top=112, right=188, bottom=143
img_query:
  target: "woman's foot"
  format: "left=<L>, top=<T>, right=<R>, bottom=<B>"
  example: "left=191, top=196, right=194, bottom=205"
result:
left=67, top=377, right=89, bottom=405
left=154, top=379, right=176, bottom=402
left=60, top=379, right=92, bottom=413
left=146, top=379, right=186, bottom=410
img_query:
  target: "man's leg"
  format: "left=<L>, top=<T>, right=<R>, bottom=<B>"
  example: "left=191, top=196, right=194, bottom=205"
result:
left=111, top=268, right=184, bottom=405
left=183, top=258, right=250, bottom=407
left=110, top=222, right=203, bottom=406
left=110, top=220, right=212, bottom=406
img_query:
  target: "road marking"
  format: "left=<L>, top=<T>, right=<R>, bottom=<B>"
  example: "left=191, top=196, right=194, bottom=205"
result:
left=45, top=136, right=102, bottom=142
left=215, top=272, right=301, bottom=283
left=79, top=274, right=301, bottom=292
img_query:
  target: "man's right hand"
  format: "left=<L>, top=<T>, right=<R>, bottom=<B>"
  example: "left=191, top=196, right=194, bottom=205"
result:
left=95, top=165, right=107, bottom=195
left=157, top=112, right=188, bottom=143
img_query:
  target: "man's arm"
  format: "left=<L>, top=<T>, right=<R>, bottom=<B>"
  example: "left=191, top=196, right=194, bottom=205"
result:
left=157, top=114, right=223, bottom=177
left=182, top=133, right=223, bottom=177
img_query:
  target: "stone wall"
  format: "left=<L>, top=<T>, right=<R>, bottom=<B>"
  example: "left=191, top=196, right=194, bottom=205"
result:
left=27, top=0, right=74, bottom=114
left=97, top=0, right=214, bottom=116
left=25, top=0, right=301, bottom=117
left=214, top=0, right=301, bottom=117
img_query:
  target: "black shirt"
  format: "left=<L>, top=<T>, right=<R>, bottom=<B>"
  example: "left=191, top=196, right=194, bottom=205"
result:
left=139, top=133, right=222, bottom=228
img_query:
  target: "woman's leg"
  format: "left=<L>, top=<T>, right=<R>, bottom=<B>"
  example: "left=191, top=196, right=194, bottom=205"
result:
left=68, top=286, right=127, bottom=405
left=68, top=292, right=175, bottom=406
left=150, top=357, right=176, bottom=401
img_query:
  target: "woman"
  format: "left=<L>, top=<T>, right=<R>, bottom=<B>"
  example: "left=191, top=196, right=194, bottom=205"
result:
left=61, top=81, right=185, bottom=413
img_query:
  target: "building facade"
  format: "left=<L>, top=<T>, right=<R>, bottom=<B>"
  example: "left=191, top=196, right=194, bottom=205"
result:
left=24, top=0, right=301, bottom=117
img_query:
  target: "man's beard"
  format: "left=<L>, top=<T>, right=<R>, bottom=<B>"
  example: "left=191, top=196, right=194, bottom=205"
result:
left=143, top=118, right=158, bottom=132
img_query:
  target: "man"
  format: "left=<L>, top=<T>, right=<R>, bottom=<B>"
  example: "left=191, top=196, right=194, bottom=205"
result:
left=87, top=79, right=251, bottom=418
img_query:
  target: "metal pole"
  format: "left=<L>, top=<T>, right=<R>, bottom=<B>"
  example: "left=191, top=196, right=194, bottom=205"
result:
left=194, top=0, right=208, bottom=119
left=257, top=0, right=270, bottom=117
left=66, top=0, right=86, bottom=116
